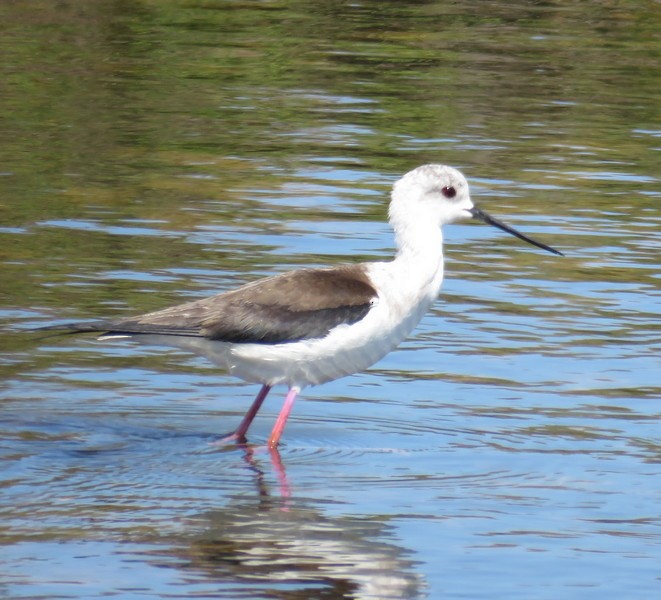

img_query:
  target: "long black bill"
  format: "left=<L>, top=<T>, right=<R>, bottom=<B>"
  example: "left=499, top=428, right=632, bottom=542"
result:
left=470, top=206, right=563, bottom=256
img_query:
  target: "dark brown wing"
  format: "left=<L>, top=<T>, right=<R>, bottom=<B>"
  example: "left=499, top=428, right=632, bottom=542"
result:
left=41, top=266, right=378, bottom=344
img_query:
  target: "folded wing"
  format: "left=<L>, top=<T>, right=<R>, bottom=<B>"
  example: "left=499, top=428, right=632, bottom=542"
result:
left=40, top=266, right=378, bottom=345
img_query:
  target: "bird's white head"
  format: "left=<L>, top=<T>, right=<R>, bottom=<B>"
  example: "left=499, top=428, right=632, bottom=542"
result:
left=389, top=164, right=474, bottom=231
left=389, top=163, right=564, bottom=258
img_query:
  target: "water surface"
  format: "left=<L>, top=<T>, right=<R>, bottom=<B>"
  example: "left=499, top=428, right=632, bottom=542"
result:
left=1, top=1, right=659, bottom=599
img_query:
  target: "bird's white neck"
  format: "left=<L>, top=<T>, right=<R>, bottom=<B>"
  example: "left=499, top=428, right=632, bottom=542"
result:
left=393, top=215, right=443, bottom=255
left=389, top=219, right=445, bottom=300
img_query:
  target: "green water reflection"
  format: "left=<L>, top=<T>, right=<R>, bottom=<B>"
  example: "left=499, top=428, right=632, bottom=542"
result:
left=1, top=1, right=659, bottom=599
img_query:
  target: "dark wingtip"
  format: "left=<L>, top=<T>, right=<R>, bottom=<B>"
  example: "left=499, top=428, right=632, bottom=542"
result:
left=33, top=321, right=112, bottom=333
left=30, top=321, right=113, bottom=341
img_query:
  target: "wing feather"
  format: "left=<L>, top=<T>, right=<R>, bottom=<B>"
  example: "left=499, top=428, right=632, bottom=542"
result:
left=42, top=266, right=377, bottom=344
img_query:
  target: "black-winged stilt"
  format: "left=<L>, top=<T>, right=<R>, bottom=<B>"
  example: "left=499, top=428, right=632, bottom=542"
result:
left=40, top=165, right=562, bottom=447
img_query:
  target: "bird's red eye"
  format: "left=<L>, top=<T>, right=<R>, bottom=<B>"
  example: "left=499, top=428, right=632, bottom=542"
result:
left=441, top=186, right=456, bottom=199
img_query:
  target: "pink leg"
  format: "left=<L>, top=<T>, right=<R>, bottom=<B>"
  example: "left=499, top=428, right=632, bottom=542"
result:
left=268, top=446, right=291, bottom=499
left=268, top=386, right=300, bottom=448
left=233, top=384, right=271, bottom=440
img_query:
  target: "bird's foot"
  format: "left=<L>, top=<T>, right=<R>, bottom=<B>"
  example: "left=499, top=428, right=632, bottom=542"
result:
left=210, top=431, right=248, bottom=447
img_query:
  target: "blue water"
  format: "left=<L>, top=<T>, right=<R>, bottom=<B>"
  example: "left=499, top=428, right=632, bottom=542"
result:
left=1, top=1, right=660, bottom=598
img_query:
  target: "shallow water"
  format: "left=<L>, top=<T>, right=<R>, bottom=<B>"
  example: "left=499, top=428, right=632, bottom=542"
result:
left=1, top=1, right=660, bottom=599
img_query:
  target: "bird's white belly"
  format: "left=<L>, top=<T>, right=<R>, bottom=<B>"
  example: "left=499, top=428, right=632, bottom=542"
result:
left=117, top=260, right=443, bottom=388
left=222, top=299, right=430, bottom=387
left=137, top=285, right=433, bottom=388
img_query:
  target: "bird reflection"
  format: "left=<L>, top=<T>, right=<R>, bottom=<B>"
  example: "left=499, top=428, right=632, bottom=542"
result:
left=235, top=443, right=292, bottom=500
left=150, top=446, right=425, bottom=599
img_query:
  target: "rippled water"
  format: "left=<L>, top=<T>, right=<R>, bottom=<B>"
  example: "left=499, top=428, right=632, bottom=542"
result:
left=1, top=1, right=660, bottom=599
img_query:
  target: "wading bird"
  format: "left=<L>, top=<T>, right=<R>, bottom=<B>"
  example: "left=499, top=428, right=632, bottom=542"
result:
left=41, top=165, right=562, bottom=447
